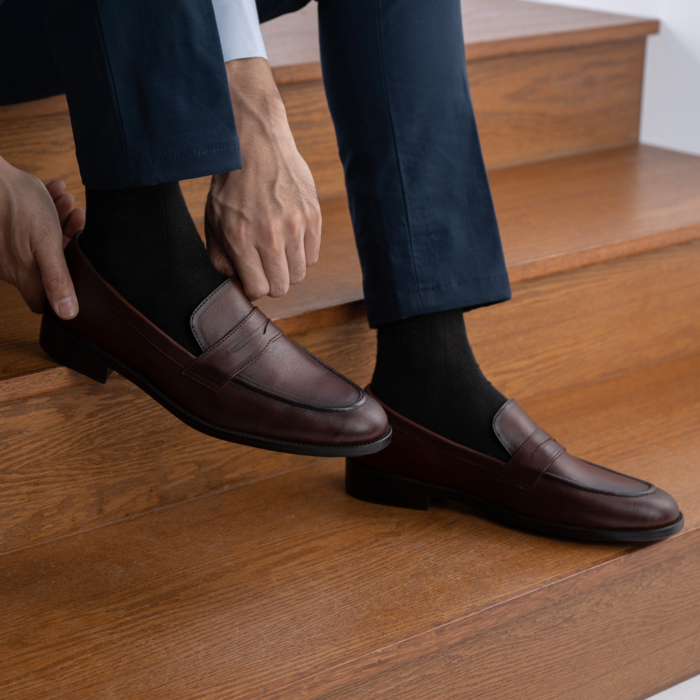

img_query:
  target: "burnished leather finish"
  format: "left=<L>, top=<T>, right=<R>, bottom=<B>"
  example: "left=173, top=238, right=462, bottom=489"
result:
left=39, top=234, right=391, bottom=457
left=347, top=389, right=683, bottom=542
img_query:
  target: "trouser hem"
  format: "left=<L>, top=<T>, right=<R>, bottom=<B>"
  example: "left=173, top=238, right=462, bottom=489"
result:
left=364, top=273, right=512, bottom=328
left=78, top=142, right=242, bottom=189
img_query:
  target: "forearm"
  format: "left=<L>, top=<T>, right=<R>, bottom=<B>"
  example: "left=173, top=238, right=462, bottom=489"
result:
left=225, top=58, right=293, bottom=154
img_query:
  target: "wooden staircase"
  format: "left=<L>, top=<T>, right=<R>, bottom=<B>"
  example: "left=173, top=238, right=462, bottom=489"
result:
left=1, top=1, right=699, bottom=697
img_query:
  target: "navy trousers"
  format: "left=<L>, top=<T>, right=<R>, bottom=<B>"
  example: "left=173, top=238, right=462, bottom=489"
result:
left=0, top=0, right=511, bottom=326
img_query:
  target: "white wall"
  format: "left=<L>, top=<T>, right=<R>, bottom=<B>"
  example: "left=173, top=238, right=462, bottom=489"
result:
left=533, top=0, right=700, bottom=156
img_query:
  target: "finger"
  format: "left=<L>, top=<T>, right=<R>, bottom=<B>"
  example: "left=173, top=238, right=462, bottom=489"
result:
left=45, top=180, right=66, bottom=202
left=286, top=240, right=307, bottom=286
left=304, top=209, right=322, bottom=267
left=206, top=232, right=236, bottom=278
left=258, top=244, right=290, bottom=298
left=34, top=232, right=79, bottom=319
left=227, top=245, right=270, bottom=301
left=54, top=192, right=75, bottom=227
left=63, top=208, right=86, bottom=241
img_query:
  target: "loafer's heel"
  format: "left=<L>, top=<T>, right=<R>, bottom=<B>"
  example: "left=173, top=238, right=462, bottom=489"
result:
left=40, top=312, right=113, bottom=384
left=345, top=459, right=430, bottom=511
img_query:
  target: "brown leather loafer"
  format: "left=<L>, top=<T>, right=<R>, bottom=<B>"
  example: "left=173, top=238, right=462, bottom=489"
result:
left=40, top=234, right=391, bottom=457
left=346, top=387, right=683, bottom=542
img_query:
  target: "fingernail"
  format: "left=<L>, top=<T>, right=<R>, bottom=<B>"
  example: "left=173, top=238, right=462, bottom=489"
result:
left=56, top=297, right=78, bottom=319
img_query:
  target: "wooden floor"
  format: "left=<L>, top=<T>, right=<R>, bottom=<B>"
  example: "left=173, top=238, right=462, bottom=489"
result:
left=1, top=1, right=699, bottom=698
left=1, top=354, right=699, bottom=699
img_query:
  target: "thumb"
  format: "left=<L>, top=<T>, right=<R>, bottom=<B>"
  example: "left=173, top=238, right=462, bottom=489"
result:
left=35, top=235, right=79, bottom=319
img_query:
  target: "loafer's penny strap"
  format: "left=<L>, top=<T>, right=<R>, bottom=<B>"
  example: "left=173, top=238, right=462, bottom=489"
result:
left=183, top=308, right=283, bottom=391
left=494, top=399, right=567, bottom=491
left=497, top=428, right=567, bottom=491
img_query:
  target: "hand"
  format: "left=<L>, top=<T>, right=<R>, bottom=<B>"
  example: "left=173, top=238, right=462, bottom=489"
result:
left=205, top=58, right=321, bottom=301
left=0, top=156, right=85, bottom=317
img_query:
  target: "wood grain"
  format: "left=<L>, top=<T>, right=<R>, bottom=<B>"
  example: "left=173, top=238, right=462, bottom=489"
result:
left=0, top=94, right=68, bottom=121
left=260, top=534, right=700, bottom=700
left=1, top=238, right=699, bottom=553
left=0, top=353, right=698, bottom=699
left=472, top=38, right=644, bottom=169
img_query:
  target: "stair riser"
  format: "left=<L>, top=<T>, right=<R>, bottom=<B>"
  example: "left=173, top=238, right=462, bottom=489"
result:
left=2, top=239, right=699, bottom=554
left=0, top=39, right=646, bottom=216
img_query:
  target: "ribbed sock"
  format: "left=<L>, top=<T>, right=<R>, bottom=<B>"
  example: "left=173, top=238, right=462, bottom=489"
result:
left=79, top=183, right=226, bottom=355
left=371, top=309, right=510, bottom=461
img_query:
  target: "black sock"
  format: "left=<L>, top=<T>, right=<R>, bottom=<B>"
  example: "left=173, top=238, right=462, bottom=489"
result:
left=79, top=183, right=226, bottom=355
left=371, top=309, right=510, bottom=461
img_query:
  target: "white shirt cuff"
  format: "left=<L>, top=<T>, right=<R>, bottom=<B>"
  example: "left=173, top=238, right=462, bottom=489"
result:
left=212, top=0, right=268, bottom=62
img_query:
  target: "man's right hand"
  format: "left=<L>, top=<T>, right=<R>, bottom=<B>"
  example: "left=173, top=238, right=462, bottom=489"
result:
left=0, top=156, right=85, bottom=318
left=205, top=58, right=321, bottom=301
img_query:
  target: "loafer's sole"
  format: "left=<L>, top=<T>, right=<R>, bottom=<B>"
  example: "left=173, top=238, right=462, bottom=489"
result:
left=39, top=312, right=392, bottom=458
left=345, top=459, right=684, bottom=542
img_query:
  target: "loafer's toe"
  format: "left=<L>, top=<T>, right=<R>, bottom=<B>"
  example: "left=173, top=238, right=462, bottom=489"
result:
left=639, top=486, right=682, bottom=531
left=334, top=391, right=391, bottom=447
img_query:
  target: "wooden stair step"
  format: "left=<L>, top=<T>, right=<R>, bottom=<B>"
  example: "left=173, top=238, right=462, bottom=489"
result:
left=2, top=143, right=699, bottom=553
left=0, top=1, right=658, bottom=205
left=2, top=352, right=699, bottom=699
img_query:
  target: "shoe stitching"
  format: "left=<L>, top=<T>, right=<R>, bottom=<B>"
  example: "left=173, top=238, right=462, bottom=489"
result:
left=499, top=440, right=567, bottom=491
left=290, top=338, right=363, bottom=400
left=507, top=428, right=548, bottom=466
left=190, top=308, right=257, bottom=360
left=544, top=471, right=657, bottom=497
left=234, top=379, right=368, bottom=414
left=184, top=332, right=282, bottom=392
left=579, top=458, right=653, bottom=487
left=492, top=399, right=515, bottom=453
left=190, top=279, right=237, bottom=351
